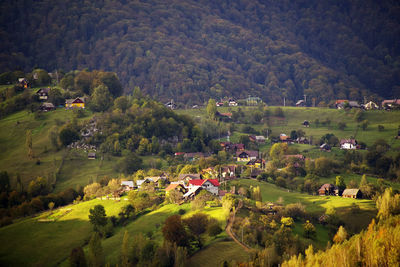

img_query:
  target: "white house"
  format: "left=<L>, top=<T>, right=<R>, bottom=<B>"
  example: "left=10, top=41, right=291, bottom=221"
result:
left=121, top=181, right=134, bottom=191
left=188, top=179, right=220, bottom=195
left=340, top=139, right=357, bottom=149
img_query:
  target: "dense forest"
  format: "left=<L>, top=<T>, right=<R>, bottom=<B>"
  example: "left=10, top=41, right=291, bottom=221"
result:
left=1, top=0, right=400, bottom=105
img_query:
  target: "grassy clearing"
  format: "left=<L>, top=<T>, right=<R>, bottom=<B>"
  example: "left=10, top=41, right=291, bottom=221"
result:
left=293, top=220, right=330, bottom=249
left=187, top=240, right=250, bottom=267
left=0, top=198, right=126, bottom=266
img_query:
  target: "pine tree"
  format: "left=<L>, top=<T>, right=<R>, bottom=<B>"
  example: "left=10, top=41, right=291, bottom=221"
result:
left=88, top=232, right=104, bottom=267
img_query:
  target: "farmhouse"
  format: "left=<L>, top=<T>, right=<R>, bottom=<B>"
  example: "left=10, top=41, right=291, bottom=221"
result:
left=296, top=137, right=309, bottom=144
left=236, top=150, right=259, bottom=162
left=284, top=154, right=305, bottom=161
left=247, top=158, right=265, bottom=169
left=165, top=183, right=186, bottom=195
left=136, top=178, right=154, bottom=189
left=229, top=99, right=238, bottom=106
left=188, top=179, right=220, bottom=195
left=320, top=143, right=331, bottom=151
left=318, top=184, right=336, bottom=196
left=178, top=173, right=201, bottom=181
left=183, top=186, right=203, bottom=200
left=18, top=78, right=29, bottom=88
left=363, top=101, right=378, bottom=110
left=381, top=99, right=400, bottom=109
left=36, top=88, right=50, bottom=100
left=40, top=102, right=55, bottom=112
left=296, top=100, right=306, bottom=107
left=342, top=189, right=362, bottom=199
left=249, top=135, right=266, bottom=143
left=65, top=97, right=85, bottom=109
left=121, top=181, right=134, bottom=191
left=340, top=139, right=357, bottom=149
left=221, top=165, right=236, bottom=179
left=88, top=152, right=96, bottom=159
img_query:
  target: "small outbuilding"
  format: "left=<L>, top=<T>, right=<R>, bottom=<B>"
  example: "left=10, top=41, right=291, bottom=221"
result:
left=88, top=152, right=96, bottom=159
left=342, top=189, right=362, bottom=199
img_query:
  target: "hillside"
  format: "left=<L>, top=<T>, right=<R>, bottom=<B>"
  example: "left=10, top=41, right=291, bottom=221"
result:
left=1, top=0, right=400, bottom=105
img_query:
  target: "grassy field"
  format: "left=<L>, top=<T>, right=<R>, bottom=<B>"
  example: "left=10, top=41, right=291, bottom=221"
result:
left=176, top=106, right=400, bottom=149
left=187, top=240, right=250, bottom=266
left=293, top=220, right=330, bottom=249
left=0, top=109, right=124, bottom=192
left=228, top=179, right=376, bottom=233
left=0, top=198, right=126, bottom=266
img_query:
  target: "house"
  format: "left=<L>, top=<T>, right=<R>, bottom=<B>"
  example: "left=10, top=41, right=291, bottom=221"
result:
left=36, top=88, right=50, bottom=100
left=188, top=179, right=220, bottom=195
left=232, top=143, right=245, bottom=151
left=40, top=102, right=55, bottom=112
left=221, top=165, right=236, bottom=179
left=216, top=102, right=224, bottom=107
left=342, top=189, right=362, bottom=199
left=249, top=135, right=266, bottom=143
left=228, top=99, right=238, bottom=106
left=381, top=99, right=400, bottom=109
left=247, top=159, right=265, bottom=169
left=363, top=101, right=378, bottom=110
left=236, top=150, right=259, bottom=162
left=183, top=186, right=203, bottom=200
left=121, top=181, right=134, bottom=191
left=18, top=78, right=29, bottom=88
left=296, top=137, right=309, bottom=144
left=284, top=154, right=305, bottom=161
left=177, top=173, right=201, bottom=181
left=279, top=134, right=292, bottom=143
left=296, top=100, right=306, bottom=107
left=335, top=100, right=348, bottom=109
left=66, top=97, right=85, bottom=109
left=165, top=100, right=176, bottom=110
left=303, top=120, right=310, bottom=127
left=88, top=152, right=96, bottom=159
left=216, top=112, right=232, bottom=120
left=318, top=184, right=336, bottom=196
left=136, top=178, right=154, bottom=189
left=340, top=139, right=357, bottom=149
left=165, top=183, right=187, bottom=194
left=220, top=142, right=244, bottom=152
left=320, top=143, right=331, bottom=151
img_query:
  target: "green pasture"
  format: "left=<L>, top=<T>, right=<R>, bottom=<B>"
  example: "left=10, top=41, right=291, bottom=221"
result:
left=187, top=240, right=250, bottom=267
left=293, top=220, right=330, bottom=249
left=0, top=198, right=126, bottom=266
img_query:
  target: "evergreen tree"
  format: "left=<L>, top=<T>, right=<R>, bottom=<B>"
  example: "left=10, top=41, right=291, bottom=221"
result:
left=88, top=232, right=104, bottom=267
left=70, top=246, right=87, bottom=267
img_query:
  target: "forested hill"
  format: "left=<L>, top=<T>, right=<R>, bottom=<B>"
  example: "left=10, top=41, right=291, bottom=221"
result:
left=1, top=0, right=400, bottom=105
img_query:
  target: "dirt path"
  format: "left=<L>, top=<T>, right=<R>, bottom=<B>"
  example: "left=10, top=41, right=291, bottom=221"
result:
left=225, top=200, right=253, bottom=252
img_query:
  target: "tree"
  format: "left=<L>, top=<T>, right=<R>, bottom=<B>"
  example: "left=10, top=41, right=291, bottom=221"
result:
left=70, top=246, right=87, bottom=267
left=206, top=99, right=217, bottom=120
left=90, top=85, right=113, bottom=112
left=59, top=125, right=79, bottom=146
left=48, top=201, right=55, bottom=212
left=120, top=231, right=131, bottom=267
left=361, top=119, right=369, bottom=130
left=376, top=188, right=400, bottom=219
left=303, top=220, right=316, bottom=239
left=117, top=152, right=143, bottom=175
left=333, top=226, right=347, bottom=243
left=88, top=232, right=104, bottom=267
left=84, top=183, right=101, bottom=199
left=114, top=96, right=130, bottom=113
left=335, top=176, right=346, bottom=191
left=162, top=215, right=188, bottom=247
left=26, top=130, right=33, bottom=159
left=28, top=177, right=48, bottom=197
left=281, top=217, right=294, bottom=227
left=89, top=205, right=107, bottom=232
left=0, top=171, right=10, bottom=192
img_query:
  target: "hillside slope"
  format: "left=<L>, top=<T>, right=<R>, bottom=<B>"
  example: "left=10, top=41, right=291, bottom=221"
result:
left=1, top=0, right=400, bottom=105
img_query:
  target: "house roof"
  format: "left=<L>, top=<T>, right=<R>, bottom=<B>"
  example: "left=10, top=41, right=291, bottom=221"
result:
left=66, top=97, right=85, bottom=104
left=178, top=173, right=201, bottom=180
left=233, top=143, right=245, bottom=150
left=340, top=139, right=357, bottom=145
left=320, top=143, right=331, bottom=150
left=335, top=100, right=348, bottom=104
left=165, top=183, right=184, bottom=191
left=382, top=99, right=400, bottom=106
left=342, top=188, right=360, bottom=196
left=37, top=88, right=50, bottom=94
left=296, top=100, right=305, bottom=105
left=319, top=184, right=335, bottom=191
left=41, top=102, right=55, bottom=108
left=88, top=152, right=96, bottom=157
left=183, top=186, right=202, bottom=198
left=189, top=179, right=220, bottom=187
left=236, top=150, right=259, bottom=158
left=121, top=181, right=134, bottom=188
